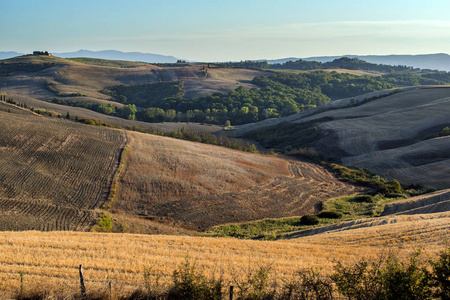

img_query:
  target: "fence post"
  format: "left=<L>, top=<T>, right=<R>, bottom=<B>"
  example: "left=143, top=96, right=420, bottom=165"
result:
left=109, top=281, right=113, bottom=300
left=19, top=270, right=25, bottom=295
left=229, top=285, right=234, bottom=300
left=79, top=264, right=87, bottom=298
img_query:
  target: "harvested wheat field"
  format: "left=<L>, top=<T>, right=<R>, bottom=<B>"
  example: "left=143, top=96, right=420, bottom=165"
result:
left=115, top=131, right=364, bottom=229
left=0, top=213, right=447, bottom=297
left=0, top=110, right=127, bottom=231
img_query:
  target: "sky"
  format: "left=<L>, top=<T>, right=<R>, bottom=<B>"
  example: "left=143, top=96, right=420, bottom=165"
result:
left=1, top=0, right=450, bottom=61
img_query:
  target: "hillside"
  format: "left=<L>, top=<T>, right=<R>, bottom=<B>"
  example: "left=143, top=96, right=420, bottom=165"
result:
left=0, top=55, right=270, bottom=131
left=114, top=131, right=363, bottom=230
left=0, top=110, right=126, bottom=231
left=0, top=108, right=364, bottom=233
left=240, top=86, right=450, bottom=189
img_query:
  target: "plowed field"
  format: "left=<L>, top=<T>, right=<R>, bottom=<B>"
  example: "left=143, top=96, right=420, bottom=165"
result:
left=115, top=131, right=364, bottom=229
left=0, top=110, right=127, bottom=231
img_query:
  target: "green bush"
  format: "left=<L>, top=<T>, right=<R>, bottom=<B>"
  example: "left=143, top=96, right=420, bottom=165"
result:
left=332, top=252, right=433, bottom=300
left=300, top=215, right=319, bottom=226
left=316, top=211, right=342, bottom=219
left=430, top=248, right=450, bottom=299
left=351, top=195, right=375, bottom=203
left=168, top=259, right=223, bottom=300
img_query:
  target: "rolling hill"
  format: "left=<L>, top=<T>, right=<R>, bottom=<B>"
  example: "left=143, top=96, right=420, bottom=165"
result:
left=0, top=55, right=270, bottom=132
left=239, top=86, right=450, bottom=189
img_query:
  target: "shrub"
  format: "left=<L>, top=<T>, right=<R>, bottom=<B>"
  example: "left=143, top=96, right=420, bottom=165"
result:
left=316, top=210, right=342, bottom=219
left=430, top=248, right=450, bottom=299
left=332, top=251, right=433, bottom=300
left=351, top=195, right=375, bottom=203
left=279, top=269, right=334, bottom=300
left=169, top=258, right=223, bottom=300
left=97, top=212, right=112, bottom=232
left=235, top=265, right=274, bottom=300
left=382, top=252, right=432, bottom=299
left=300, top=215, right=319, bottom=226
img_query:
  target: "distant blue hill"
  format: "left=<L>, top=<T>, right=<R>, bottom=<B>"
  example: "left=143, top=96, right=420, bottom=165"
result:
left=53, top=49, right=179, bottom=63
left=268, top=53, right=450, bottom=71
left=0, top=51, right=24, bottom=60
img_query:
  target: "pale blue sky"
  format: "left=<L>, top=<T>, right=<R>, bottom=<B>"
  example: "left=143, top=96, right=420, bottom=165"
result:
left=1, top=0, right=450, bottom=61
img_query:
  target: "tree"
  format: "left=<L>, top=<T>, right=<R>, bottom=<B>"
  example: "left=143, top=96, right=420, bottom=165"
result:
left=121, top=104, right=137, bottom=120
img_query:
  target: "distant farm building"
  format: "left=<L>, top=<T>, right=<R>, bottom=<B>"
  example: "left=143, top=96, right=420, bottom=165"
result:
left=33, top=51, right=52, bottom=56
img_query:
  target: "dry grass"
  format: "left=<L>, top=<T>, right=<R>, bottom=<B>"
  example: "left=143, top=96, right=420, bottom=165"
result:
left=114, top=131, right=363, bottom=229
left=0, top=110, right=126, bottom=231
left=0, top=214, right=447, bottom=298
left=292, top=211, right=450, bottom=247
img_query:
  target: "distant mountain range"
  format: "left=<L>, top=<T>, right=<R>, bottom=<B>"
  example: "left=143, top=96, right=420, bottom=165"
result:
left=268, top=53, right=450, bottom=71
left=2, top=50, right=450, bottom=71
left=0, top=51, right=23, bottom=60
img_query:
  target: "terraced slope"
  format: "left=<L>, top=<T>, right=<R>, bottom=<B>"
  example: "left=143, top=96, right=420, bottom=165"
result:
left=115, top=131, right=364, bottom=229
left=0, top=110, right=127, bottom=231
left=288, top=211, right=450, bottom=247
left=382, top=188, right=450, bottom=215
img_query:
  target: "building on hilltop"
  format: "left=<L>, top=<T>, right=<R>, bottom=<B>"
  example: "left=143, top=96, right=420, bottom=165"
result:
left=33, top=51, right=52, bottom=56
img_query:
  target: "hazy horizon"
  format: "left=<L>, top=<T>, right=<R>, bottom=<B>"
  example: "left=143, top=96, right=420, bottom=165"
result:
left=2, top=0, right=450, bottom=62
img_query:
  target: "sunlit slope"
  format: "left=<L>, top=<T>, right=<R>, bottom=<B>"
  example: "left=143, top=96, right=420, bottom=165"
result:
left=115, top=131, right=363, bottom=229
left=0, top=110, right=126, bottom=231
left=288, top=211, right=450, bottom=247
left=382, top=188, right=450, bottom=215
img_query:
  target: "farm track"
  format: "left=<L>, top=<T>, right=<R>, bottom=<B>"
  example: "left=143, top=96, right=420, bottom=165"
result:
left=0, top=111, right=127, bottom=231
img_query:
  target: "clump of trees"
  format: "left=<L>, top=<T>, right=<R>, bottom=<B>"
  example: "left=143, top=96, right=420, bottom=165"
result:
left=96, top=71, right=399, bottom=126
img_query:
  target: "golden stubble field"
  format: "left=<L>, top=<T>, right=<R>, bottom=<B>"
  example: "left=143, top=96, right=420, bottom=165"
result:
left=115, top=131, right=363, bottom=229
left=0, top=210, right=448, bottom=297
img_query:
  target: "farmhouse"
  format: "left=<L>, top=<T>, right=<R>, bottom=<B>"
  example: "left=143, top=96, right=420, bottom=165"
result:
left=33, top=51, right=52, bottom=56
